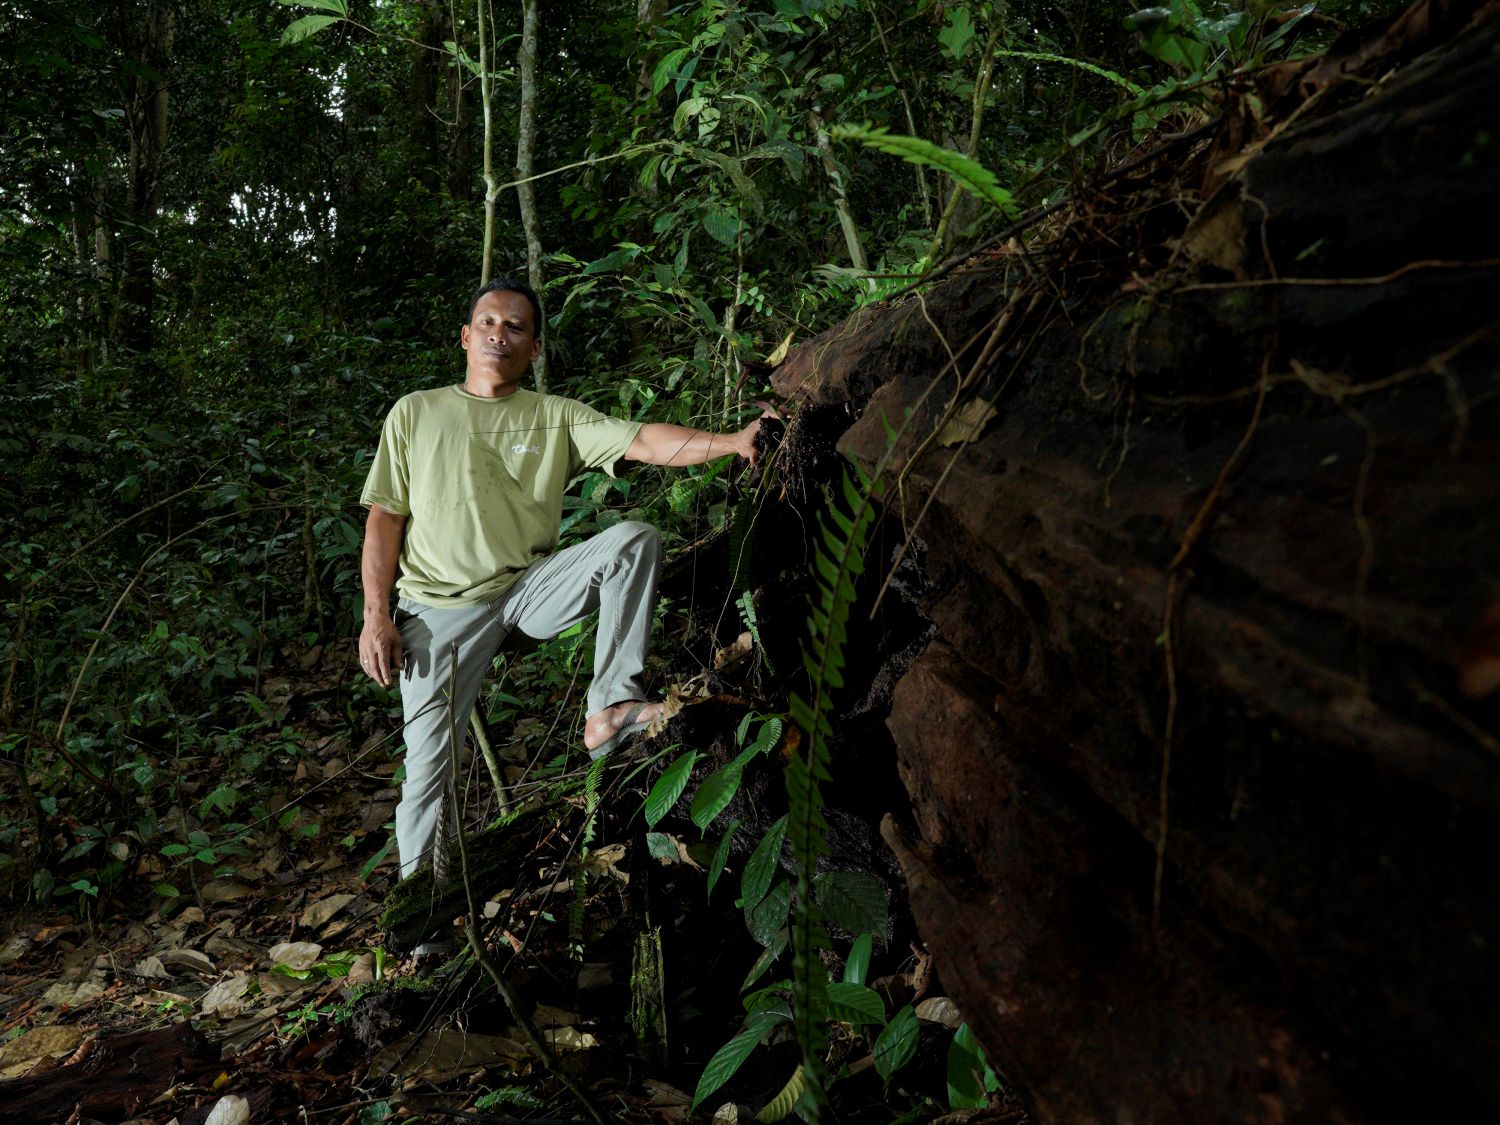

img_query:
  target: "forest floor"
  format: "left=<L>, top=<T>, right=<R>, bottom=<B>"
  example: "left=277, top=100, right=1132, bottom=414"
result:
left=0, top=641, right=1021, bottom=1124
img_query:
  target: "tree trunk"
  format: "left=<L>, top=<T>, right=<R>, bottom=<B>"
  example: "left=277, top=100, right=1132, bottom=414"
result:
left=771, top=4, right=1500, bottom=1120
left=109, top=0, right=174, bottom=355
left=516, top=0, right=548, bottom=391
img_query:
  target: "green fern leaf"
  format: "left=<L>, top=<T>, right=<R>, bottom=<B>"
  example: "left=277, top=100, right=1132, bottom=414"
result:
left=832, top=125, right=1020, bottom=219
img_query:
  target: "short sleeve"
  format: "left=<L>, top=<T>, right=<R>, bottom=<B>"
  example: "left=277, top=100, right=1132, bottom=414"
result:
left=558, top=398, right=642, bottom=478
left=360, top=401, right=411, bottom=515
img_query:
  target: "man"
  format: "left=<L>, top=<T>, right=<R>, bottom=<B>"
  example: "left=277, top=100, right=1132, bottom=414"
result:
left=358, top=278, right=763, bottom=883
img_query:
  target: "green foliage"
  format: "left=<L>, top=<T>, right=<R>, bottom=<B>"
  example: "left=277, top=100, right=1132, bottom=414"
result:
left=643, top=750, right=698, bottom=828
left=947, top=1021, right=1004, bottom=1110
left=831, top=126, right=1020, bottom=221
left=780, top=465, right=883, bottom=1114
left=693, top=997, right=791, bottom=1111
left=874, top=1004, right=921, bottom=1081
left=756, top=1064, right=807, bottom=1122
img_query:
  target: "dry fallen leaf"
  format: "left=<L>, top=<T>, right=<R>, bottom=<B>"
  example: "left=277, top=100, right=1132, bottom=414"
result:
left=267, top=942, right=322, bottom=971
left=199, top=972, right=253, bottom=1019
left=936, top=397, right=997, bottom=447
left=764, top=330, right=795, bottom=367
left=914, top=995, right=962, bottom=1028
left=204, top=1093, right=250, bottom=1125
left=299, top=893, right=356, bottom=930
left=198, top=880, right=254, bottom=904
left=0, top=1024, right=84, bottom=1078
left=531, top=1004, right=582, bottom=1028
left=132, top=954, right=170, bottom=980
left=160, top=948, right=215, bottom=976
left=542, top=1026, right=599, bottom=1050
left=0, top=935, right=33, bottom=964
left=346, top=953, right=376, bottom=983
left=369, top=1029, right=530, bottom=1081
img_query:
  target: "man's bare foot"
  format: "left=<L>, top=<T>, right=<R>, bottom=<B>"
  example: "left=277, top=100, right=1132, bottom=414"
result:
left=583, top=699, right=665, bottom=754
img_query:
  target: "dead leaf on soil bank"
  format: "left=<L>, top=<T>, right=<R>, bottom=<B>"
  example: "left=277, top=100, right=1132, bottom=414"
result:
left=346, top=953, right=376, bottom=983
left=256, top=971, right=304, bottom=999
left=538, top=1026, right=599, bottom=1050
left=915, top=995, right=963, bottom=1028
left=369, top=1028, right=531, bottom=1082
left=713, top=631, right=755, bottom=671
left=530, top=1004, right=581, bottom=1028
left=204, top=1092, right=251, bottom=1125
left=199, top=972, right=253, bottom=1018
left=160, top=948, right=215, bottom=976
left=298, top=893, right=355, bottom=930
left=41, top=968, right=109, bottom=1010
left=0, top=1023, right=84, bottom=1078
left=268, top=942, right=322, bottom=971
left=0, top=935, right=33, bottom=964
left=132, top=954, right=171, bottom=980
left=584, top=843, right=628, bottom=884
left=936, top=398, right=997, bottom=447
left=199, top=880, right=255, bottom=904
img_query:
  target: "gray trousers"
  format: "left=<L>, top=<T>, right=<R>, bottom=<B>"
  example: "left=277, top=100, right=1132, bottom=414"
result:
left=393, top=520, right=662, bottom=877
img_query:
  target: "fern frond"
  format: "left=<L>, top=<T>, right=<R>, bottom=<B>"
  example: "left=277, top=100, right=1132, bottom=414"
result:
left=569, top=753, right=610, bottom=956
left=829, top=125, right=1019, bottom=220
left=785, top=465, right=883, bottom=1119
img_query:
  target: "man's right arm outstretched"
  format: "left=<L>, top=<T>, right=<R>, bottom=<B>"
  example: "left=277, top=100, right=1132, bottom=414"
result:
left=359, top=504, right=407, bottom=687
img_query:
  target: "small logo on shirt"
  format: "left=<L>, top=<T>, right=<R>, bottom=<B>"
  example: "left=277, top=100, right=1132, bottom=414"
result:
left=511, top=443, right=542, bottom=455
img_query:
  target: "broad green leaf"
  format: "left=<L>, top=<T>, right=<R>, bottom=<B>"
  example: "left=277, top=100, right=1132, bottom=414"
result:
left=741, top=930, right=788, bottom=991
left=672, top=96, right=706, bottom=135
left=277, top=0, right=346, bottom=14
left=938, top=4, right=975, bottom=58
left=823, top=980, right=884, bottom=1025
left=756, top=1064, right=806, bottom=1122
left=843, top=932, right=872, bottom=985
left=746, top=875, right=793, bottom=947
left=280, top=13, right=339, bottom=45
left=747, top=138, right=806, bottom=181
left=692, top=1009, right=784, bottom=1109
left=701, top=209, right=741, bottom=247
left=741, top=814, right=787, bottom=908
left=644, top=751, right=698, bottom=827
left=691, top=761, right=743, bottom=830
left=646, top=831, right=679, bottom=860
left=947, top=1022, right=998, bottom=1109
left=706, top=818, right=740, bottom=900
left=582, top=244, right=641, bottom=276
left=830, top=125, right=1018, bottom=219
left=746, top=716, right=783, bottom=757
left=873, top=1004, right=920, bottom=1080
left=651, top=47, right=689, bottom=96
left=814, top=870, right=889, bottom=939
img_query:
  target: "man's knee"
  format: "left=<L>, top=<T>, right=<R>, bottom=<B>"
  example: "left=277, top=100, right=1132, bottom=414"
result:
left=607, top=519, right=661, bottom=555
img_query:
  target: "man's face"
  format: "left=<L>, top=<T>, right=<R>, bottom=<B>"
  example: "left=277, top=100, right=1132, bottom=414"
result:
left=461, top=289, right=541, bottom=393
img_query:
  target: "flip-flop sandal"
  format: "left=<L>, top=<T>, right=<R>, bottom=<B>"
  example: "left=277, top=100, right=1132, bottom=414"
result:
left=588, top=702, right=655, bottom=760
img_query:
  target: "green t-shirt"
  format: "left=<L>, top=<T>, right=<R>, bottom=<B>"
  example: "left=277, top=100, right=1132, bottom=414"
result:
left=361, top=384, right=642, bottom=607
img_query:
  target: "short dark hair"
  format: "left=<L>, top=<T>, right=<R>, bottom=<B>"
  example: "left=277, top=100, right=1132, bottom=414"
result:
left=467, top=277, right=543, bottom=337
